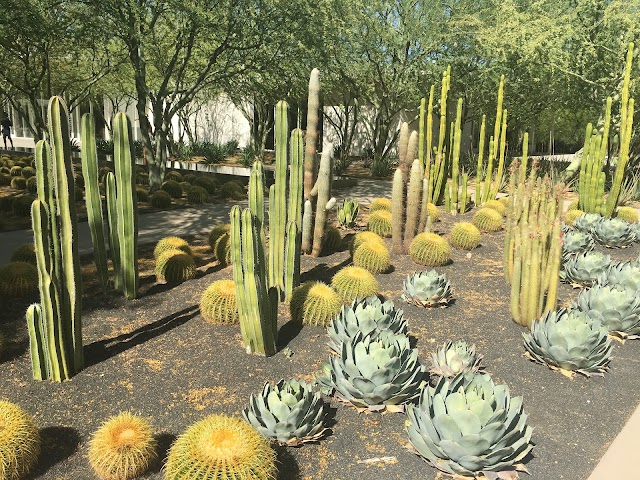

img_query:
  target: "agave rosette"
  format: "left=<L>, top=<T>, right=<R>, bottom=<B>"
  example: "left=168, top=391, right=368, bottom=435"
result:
left=327, top=296, right=408, bottom=353
left=591, top=217, right=635, bottom=248
left=597, top=260, right=640, bottom=291
left=523, top=309, right=612, bottom=377
left=560, top=251, right=611, bottom=287
left=429, top=340, right=485, bottom=379
left=572, top=213, right=603, bottom=234
left=317, top=332, right=425, bottom=412
left=407, top=372, right=534, bottom=479
left=243, top=379, right=328, bottom=446
left=401, top=270, right=453, bottom=308
left=575, top=284, right=640, bottom=339
left=561, top=229, right=595, bottom=260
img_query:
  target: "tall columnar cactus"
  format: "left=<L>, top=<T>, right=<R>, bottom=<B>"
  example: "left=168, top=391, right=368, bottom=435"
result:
left=391, top=169, right=404, bottom=254
left=504, top=156, right=563, bottom=328
left=310, top=146, right=336, bottom=257
left=230, top=206, right=278, bottom=356
left=404, top=160, right=424, bottom=249
left=105, top=173, right=121, bottom=290
left=29, top=97, right=83, bottom=381
left=445, top=99, right=463, bottom=214
left=429, top=66, right=451, bottom=205
left=80, top=114, right=108, bottom=293
left=108, top=112, right=139, bottom=299
left=304, top=68, right=320, bottom=202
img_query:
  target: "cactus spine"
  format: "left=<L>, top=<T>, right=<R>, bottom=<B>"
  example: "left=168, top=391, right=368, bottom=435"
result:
left=230, top=206, right=278, bottom=356
left=29, top=97, right=83, bottom=381
left=80, top=114, right=108, bottom=293
left=109, top=112, right=139, bottom=299
left=504, top=155, right=563, bottom=328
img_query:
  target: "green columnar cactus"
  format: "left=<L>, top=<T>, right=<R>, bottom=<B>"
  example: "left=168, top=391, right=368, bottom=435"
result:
left=475, top=115, right=486, bottom=206
left=302, top=69, right=321, bottom=256
left=448, top=99, right=463, bottom=213
left=504, top=160, right=563, bottom=328
left=28, top=97, right=83, bottom=381
left=398, top=122, right=410, bottom=180
left=310, top=146, right=336, bottom=257
left=430, top=67, right=451, bottom=204
left=391, top=169, right=404, bottom=253
left=268, top=101, right=288, bottom=294
left=284, top=128, right=304, bottom=299
left=80, top=114, right=108, bottom=293
left=110, top=112, right=139, bottom=300
left=404, top=160, right=424, bottom=250
left=230, top=206, right=278, bottom=356
left=285, top=220, right=301, bottom=300
left=105, top=173, right=121, bottom=290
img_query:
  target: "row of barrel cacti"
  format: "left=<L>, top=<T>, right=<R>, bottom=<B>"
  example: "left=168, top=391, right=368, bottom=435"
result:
left=27, top=96, right=139, bottom=382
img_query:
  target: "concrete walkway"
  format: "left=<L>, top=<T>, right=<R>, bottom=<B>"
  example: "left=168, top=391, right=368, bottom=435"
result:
left=0, top=178, right=393, bottom=264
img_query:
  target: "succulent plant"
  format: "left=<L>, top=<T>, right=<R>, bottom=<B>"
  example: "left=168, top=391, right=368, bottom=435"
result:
left=214, top=232, right=232, bottom=266
left=472, top=207, right=503, bottom=232
left=243, top=379, right=328, bottom=446
left=572, top=212, right=602, bottom=234
left=322, top=226, right=342, bottom=254
left=208, top=224, right=230, bottom=251
left=75, top=186, right=84, bottom=202
left=591, top=217, right=635, bottom=248
left=9, top=166, right=22, bottom=176
left=349, top=231, right=384, bottom=256
left=0, top=173, right=10, bottom=186
left=10, top=243, right=36, bottom=265
left=327, top=296, right=408, bottom=353
left=353, top=240, right=391, bottom=273
left=401, top=270, right=453, bottom=308
left=135, top=173, right=149, bottom=186
left=184, top=174, right=197, bottom=184
left=407, top=372, right=533, bottom=478
left=165, top=415, right=276, bottom=480
left=135, top=186, right=149, bottom=202
left=220, top=181, right=245, bottom=200
left=482, top=199, right=506, bottom=216
left=564, top=209, right=584, bottom=227
left=598, top=261, right=640, bottom=291
left=0, top=401, right=41, bottom=479
left=369, top=197, right=391, bottom=213
left=155, top=249, right=197, bottom=284
left=367, top=210, right=392, bottom=237
left=337, top=197, right=359, bottom=228
left=409, top=233, right=451, bottom=267
left=429, top=340, right=485, bottom=378
left=498, top=197, right=509, bottom=207
left=21, top=166, right=36, bottom=178
left=150, top=190, right=172, bottom=208
left=153, top=236, right=192, bottom=259
left=449, top=222, right=481, bottom=250
left=616, top=206, right=638, bottom=223
left=575, top=284, right=640, bottom=339
left=187, top=185, right=209, bottom=204
left=200, top=279, right=238, bottom=325
left=161, top=179, right=183, bottom=199
left=561, top=229, right=595, bottom=260
left=523, top=309, right=612, bottom=377
left=10, top=176, right=27, bottom=190
left=290, top=282, right=342, bottom=327
left=560, top=251, right=611, bottom=287
left=88, top=412, right=157, bottom=480
left=317, top=332, right=425, bottom=412
left=425, top=202, right=441, bottom=222
left=165, top=170, right=183, bottom=182
left=193, top=176, right=217, bottom=194
left=0, top=262, right=38, bottom=297
left=179, top=181, right=192, bottom=194
left=331, top=266, right=378, bottom=303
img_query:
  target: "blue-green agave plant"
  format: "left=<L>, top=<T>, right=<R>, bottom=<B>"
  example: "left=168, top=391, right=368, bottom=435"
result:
left=523, top=309, right=612, bottom=377
left=243, top=379, right=328, bottom=446
left=561, top=229, right=595, bottom=260
left=560, top=251, right=611, bottom=287
left=407, top=372, right=534, bottom=479
left=317, top=332, right=425, bottom=412
left=573, top=213, right=603, bottom=234
left=326, top=296, right=408, bottom=353
left=575, top=284, right=640, bottom=339
left=597, top=260, right=640, bottom=291
left=401, top=270, right=453, bottom=308
left=591, top=217, right=635, bottom=248
left=429, top=340, right=485, bottom=378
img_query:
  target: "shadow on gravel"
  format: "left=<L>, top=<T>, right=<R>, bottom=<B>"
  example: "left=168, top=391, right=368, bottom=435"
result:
left=31, top=426, right=80, bottom=477
left=276, top=446, right=302, bottom=480
left=300, top=258, right=351, bottom=284
left=84, top=305, right=199, bottom=367
left=278, top=320, right=303, bottom=351
left=150, top=432, right=177, bottom=473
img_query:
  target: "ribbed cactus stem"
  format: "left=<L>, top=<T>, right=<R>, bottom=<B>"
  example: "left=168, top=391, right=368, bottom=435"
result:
left=460, top=173, right=468, bottom=214
left=289, top=128, right=304, bottom=229
left=404, top=160, right=423, bottom=250
left=80, top=113, right=108, bottom=293
left=407, top=130, right=418, bottom=170
left=398, top=122, right=409, bottom=180
left=450, top=99, right=463, bottom=213
left=26, top=304, right=46, bottom=381
left=520, top=132, right=529, bottom=180
left=48, top=96, right=83, bottom=372
left=269, top=101, right=288, bottom=293
left=475, top=115, right=486, bottom=206
left=391, top=168, right=404, bottom=254
left=113, top=112, right=139, bottom=300
left=491, top=109, right=508, bottom=198
left=105, top=173, right=121, bottom=290
left=304, top=69, right=320, bottom=201
left=445, top=179, right=451, bottom=212
left=418, top=97, right=426, bottom=170
left=284, top=220, right=301, bottom=301
left=310, top=145, right=335, bottom=257
left=482, top=136, right=495, bottom=203
left=301, top=200, right=313, bottom=254
left=425, top=85, right=434, bottom=179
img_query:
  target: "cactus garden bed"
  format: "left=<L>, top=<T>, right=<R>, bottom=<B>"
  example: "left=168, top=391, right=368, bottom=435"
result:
left=1, top=211, right=640, bottom=479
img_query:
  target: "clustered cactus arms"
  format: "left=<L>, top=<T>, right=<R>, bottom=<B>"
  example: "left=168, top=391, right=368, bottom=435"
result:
left=29, top=97, right=83, bottom=381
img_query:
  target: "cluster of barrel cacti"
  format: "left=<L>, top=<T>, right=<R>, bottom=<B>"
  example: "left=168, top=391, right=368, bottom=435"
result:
left=503, top=158, right=563, bottom=328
